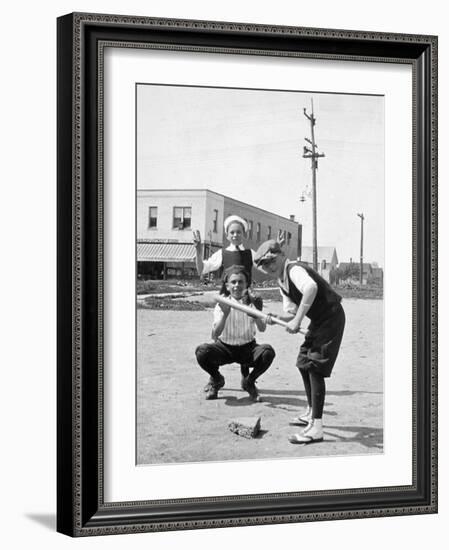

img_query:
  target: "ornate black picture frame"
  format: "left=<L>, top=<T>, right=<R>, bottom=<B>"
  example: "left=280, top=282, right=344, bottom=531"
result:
left=57, top=12, right=437, bottom=536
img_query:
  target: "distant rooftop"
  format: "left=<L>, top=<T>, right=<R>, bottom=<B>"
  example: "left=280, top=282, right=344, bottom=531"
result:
left=300, top=246, right=337, bottom=264
left=339, top=261, right=383, bottom=270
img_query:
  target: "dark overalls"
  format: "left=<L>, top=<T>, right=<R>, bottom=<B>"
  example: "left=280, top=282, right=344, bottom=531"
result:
left=222, top=249, right=253, bottom=284
left=281, top=262, right=345, bottom=378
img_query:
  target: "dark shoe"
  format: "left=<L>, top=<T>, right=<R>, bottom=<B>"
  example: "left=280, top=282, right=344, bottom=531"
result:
left=205, top=385, right=218, bottom=400
left=203, top=373, right=225, bottom=392
left=242, top=376, right=260, bottom=402
left=205, top=373, right=225, bottom=400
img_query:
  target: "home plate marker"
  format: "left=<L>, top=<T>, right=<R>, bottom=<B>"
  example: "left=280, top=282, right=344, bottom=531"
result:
left=228, top=417, right=261, bottom=439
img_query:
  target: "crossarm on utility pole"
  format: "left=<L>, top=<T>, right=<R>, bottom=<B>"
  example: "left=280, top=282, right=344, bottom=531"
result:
left=302, top=99, right=325, bottom=272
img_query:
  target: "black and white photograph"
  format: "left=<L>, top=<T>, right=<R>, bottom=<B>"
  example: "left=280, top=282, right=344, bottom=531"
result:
left=52, top=6, right=437, bottom=541
left=136, top=83, right=384, bottom=465
left=1, top=0, right=444, bottom=545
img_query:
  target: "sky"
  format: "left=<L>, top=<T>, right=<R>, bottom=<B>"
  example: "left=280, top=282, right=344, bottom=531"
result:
left=137, top=84, right=384, bottom=266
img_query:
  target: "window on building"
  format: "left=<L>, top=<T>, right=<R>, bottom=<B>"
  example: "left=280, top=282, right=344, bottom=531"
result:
left=213, top=209, right=218, bottom=233
left=148, top=206, right=158, bottom=228
left=267, top=225, right=272, bottom=239
left=256, top=222, right=261, bottom=242
left=248, top=220, right=253, bottom=240
left=173, top=207, right=192, bottom=230
left=287, top=232, right=292, bottom=245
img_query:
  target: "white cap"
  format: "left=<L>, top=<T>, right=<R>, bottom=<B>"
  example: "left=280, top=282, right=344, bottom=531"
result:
left=223, top=215, right=248, bottom=234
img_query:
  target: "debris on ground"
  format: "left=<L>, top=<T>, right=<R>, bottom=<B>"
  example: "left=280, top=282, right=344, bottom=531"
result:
left=228, top=417, right=261, bottom=439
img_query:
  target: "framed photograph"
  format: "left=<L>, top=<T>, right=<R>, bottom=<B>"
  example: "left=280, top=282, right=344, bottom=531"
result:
left=57, top=12, right=437, bottom=536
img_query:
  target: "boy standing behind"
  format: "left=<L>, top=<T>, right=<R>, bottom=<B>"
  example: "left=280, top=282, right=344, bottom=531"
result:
left=194, top=215, right=262, bottom=385
left=254, top=240, right=345, bottom=444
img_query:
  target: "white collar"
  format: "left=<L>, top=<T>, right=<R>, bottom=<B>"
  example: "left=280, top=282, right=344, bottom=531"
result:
left=278, top=259, right=292, bottom=292
left=226, top=244, right=245, bottom=251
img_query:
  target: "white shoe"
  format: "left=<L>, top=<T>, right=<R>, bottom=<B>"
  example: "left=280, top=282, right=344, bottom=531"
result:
left=288, top=419, right=323, bottom=444
left=289, top=407, right=312, bottom=426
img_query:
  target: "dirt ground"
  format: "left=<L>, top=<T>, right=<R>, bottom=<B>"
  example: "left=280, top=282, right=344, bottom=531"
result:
left=137, top=298, right=383, bottom=465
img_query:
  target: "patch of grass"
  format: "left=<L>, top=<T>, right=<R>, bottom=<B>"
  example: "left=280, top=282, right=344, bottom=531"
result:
left=136, top=279, right=383, bottom=309
left=138, top=297, right=210, bottom=311
left=253, top=288, right=282, bottom=301
left=137, top=279, right=219, bottom=295
left=336, top=285, right=383, bottom=300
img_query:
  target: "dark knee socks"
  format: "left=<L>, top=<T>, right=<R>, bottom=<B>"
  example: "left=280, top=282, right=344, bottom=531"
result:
left=299, top=369, right=312, bottom=406
left=309, top=371, right=326, bottom=419
left=299, top=369, right=325, bottom=419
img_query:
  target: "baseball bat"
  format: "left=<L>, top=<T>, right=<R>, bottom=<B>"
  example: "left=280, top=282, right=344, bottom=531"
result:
left=214, top=295, right=306, bottom=334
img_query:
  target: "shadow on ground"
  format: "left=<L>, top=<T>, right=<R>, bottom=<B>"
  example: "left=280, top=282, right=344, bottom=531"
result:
left=222, top=390, right=308, bottom=409
left=220, top=387, right=380, bottom=411
left=325, top=425, right=383, bottom=449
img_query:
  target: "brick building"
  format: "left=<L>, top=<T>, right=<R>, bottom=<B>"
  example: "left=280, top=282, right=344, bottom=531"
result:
left=137, top=189, right=301, bottom=280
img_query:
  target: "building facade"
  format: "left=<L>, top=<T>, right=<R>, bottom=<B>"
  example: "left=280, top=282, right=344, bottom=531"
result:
left=137, top=189, right=301, bottom=280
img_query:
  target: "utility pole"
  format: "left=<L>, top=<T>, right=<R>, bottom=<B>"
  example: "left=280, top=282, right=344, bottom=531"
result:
left=357, top=212, right=364, bottom=286
left=303, top=99, right=325, bottom=272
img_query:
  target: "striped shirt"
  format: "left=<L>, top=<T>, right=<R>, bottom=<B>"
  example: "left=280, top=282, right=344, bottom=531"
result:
left=213, top=298, right=257, bottom=345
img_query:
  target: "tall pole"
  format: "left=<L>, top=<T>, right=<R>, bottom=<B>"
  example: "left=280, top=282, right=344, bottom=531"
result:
left=303, top=99, right=325, bottom=272
left=357, top=213, right=364, bottom=286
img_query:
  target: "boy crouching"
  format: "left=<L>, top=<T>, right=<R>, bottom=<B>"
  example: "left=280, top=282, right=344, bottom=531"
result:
left=195, top=265, right=275, bottom=401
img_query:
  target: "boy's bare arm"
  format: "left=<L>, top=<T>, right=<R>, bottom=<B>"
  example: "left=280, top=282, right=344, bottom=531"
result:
left=212, top=303, right=230, bottom=338
left=285, top=282, right=318, bottom=333
left=193, top=230, right=204, bottom=276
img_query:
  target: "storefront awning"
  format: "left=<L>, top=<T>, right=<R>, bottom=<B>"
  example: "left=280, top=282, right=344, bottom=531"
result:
left=137, top=242, right=196, bottom=263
